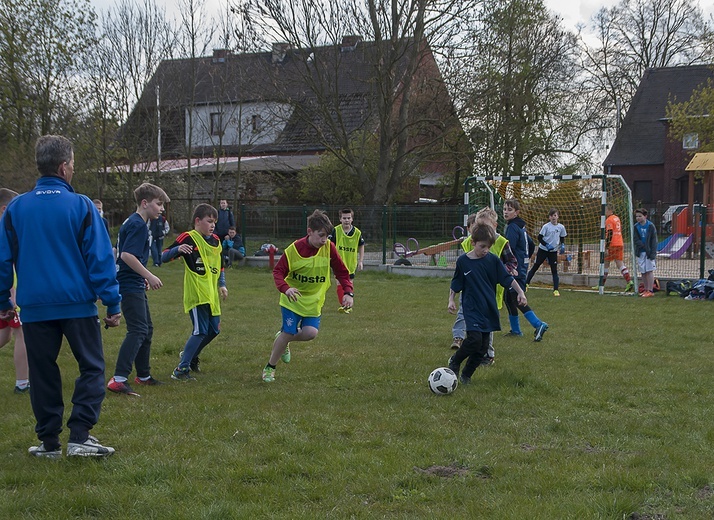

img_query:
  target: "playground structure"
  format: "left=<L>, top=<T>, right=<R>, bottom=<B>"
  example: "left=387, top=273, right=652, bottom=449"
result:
left=657, top=233, right=694, bottom=259
left=667, top=205, right=714, bottom=259
left=393, top=226, right=466, bottom=266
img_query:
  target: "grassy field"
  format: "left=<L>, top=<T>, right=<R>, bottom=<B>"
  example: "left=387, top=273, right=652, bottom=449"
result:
left=1, top=264, right=713, bottom=519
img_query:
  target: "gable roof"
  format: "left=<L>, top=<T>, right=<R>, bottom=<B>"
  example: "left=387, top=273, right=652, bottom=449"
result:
left=604, top=64, right=714, bottom=167
left=125, top=39, right=422, bottom=155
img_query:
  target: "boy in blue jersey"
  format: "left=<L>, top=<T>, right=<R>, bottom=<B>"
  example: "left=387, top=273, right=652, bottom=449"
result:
left=107, top=183, right=170, bottom=396
left=0, top=135, right=121, bottom=458
left=447, top=223, right=527, bottom=384
left=503, top=199, right=549, bottom=342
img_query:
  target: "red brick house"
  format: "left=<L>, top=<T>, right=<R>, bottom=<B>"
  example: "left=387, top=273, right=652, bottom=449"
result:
left=603, top=65, right=714, bottom=207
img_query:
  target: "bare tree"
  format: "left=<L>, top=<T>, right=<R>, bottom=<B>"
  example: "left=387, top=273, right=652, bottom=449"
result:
left=580, top=0, right=714, bottom=128
left=101, top=0, right=177, bottom=201
left=175, top=0, right=215, bottom=211
left=247, top=0, right=469, bottom=205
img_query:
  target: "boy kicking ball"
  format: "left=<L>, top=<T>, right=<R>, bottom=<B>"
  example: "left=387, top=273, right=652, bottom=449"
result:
left=263, top=209, right=353, bottom=383
left=447, top=223, right=527, bottom=385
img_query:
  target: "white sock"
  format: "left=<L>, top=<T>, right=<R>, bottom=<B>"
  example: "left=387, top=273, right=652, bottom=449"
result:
left=113, top=376, right=128, bottom=383
left=15, top=379, right=29, bottom=389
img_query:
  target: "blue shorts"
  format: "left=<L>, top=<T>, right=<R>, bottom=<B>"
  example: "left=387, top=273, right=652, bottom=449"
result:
left=280, top=307, right=321, bottom=335
left=189, top=304, right=221, bottom=336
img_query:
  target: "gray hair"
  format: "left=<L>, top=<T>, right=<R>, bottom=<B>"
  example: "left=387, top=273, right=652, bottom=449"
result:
left=35, top=135, right=73, bottom=176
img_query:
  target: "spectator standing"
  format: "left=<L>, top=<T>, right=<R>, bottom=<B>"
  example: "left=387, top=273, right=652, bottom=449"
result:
left=149, top=211, right=169, bottom=267
left=633, top=208, right=658, bottom=298
left=0, top=135, right=121, bottom=458
left=215, top=199, right=235, bottom=241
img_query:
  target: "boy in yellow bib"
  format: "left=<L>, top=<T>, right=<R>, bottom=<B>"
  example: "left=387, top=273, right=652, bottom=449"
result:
left=263, top=210, right=353, bottom=382
left=329, top=208, right=364, bottom=312
left=162, top=204, right=228, bottom=380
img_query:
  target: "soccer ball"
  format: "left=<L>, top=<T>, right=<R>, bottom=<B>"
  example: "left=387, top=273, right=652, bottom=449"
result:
left=428, top=367, right=458, bottom=395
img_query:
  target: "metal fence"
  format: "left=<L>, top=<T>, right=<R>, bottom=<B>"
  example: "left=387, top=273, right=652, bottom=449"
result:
left=99, top=199, right=713, bottom=281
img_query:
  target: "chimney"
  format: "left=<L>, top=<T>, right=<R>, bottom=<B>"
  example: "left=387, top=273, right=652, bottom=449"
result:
left=341, top=35, right=361, bottom=52
left=272, top=43, right=291, bottom=63
left=212, top=49, right=228, bottom=64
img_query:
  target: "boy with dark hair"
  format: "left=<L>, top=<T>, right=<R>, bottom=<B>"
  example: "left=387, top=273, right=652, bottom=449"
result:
left=526, top=207, right=567, bottom=296
left=447, top=223, right=527, bottom=384
left=263, top=209, right=353, bottom=382
left=107, top=183, right=170, bottom=396
left=162, top=203, right=228, bottom=380
left=329, top=208, right=364, bottom=313
left=503, top=199, right=549, bottom=341
left=634, top=208, right=658, bottom=297
left=222, top=226, right=246, bottom=267
left=0, top=188, right=29, bottom=394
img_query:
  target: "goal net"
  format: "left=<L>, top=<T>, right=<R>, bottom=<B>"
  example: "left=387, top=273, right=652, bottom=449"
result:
left=463, top=174, right=637, bottom=293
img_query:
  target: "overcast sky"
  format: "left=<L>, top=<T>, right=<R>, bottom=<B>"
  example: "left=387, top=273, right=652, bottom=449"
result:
left=88, top=0, right=712, bottom=35
left=85, top=0, right=622, bottom=31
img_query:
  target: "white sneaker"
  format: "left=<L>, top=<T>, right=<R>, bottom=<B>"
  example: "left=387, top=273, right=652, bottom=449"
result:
left=67, top=435, right=115, bottom=458
left=28, top=442, right=62, bottom=459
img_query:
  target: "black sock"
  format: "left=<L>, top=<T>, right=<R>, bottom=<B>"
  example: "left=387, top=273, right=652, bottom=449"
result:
left=266, top=363, right=276, bottom=369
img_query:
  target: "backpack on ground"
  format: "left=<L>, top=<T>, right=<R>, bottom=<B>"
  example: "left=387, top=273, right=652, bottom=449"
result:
left=666, top=279, right=693, bottom=297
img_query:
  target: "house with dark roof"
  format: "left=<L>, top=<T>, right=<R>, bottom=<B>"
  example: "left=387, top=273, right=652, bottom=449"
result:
left=603, top=64, right=714, bottom=207
left=120, top=36, right=464, bottom=202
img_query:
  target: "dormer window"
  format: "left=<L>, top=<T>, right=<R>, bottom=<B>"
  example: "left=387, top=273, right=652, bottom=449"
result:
left=683, top=133, right=699, bottom=150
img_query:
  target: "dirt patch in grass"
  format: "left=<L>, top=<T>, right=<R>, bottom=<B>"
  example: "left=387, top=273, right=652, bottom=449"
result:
left=696, top=485, right=714, bottom=500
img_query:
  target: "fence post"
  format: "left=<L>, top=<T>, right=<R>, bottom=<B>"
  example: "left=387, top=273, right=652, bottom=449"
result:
left=240, top=203, right=246, bottom=253
left=699, top=205, right=707, bottom=279
left=382, top=205, right=387, bottom=265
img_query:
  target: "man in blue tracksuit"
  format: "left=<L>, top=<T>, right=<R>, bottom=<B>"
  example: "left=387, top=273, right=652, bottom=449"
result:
left=0, top=135, right=122, bottom=458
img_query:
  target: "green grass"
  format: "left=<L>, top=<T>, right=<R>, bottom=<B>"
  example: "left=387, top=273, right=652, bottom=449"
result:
left=1, top=265, right=713, bottom=518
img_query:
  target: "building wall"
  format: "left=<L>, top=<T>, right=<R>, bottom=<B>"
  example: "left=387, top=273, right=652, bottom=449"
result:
left=187, top=102, right=293, bottom=148
left=608, top=164, right=664, bottom=208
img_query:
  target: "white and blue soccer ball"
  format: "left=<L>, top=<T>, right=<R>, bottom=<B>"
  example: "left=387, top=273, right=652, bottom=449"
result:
left=428, top=367, right=458, bottom=395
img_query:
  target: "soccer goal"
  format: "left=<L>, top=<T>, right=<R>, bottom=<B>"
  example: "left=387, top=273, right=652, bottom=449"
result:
left=463, top=174, right=637, bottom=294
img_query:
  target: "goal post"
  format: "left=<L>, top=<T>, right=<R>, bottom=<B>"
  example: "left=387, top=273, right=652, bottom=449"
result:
left=463, top=174, right=637, bottom=294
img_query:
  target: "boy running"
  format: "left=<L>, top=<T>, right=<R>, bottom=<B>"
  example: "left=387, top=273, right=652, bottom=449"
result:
left=503, top=199, right=549, bottom=341
left=162, top=204, right=228, bottom=379
left=526, top=207, right=567, bottom=296
left=263, top=209, right=353, bottom=382
left=447, top=223, right=527, bottom=384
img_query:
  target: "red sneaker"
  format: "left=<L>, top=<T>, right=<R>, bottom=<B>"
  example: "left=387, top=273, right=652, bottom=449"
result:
left=107, top=377, right=141, bottom=396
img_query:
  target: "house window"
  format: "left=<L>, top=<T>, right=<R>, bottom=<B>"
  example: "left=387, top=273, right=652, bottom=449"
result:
left=251, top=114, right=263, bottom=132
left=633, top=181, right=652, bottom=204
left=210, top=112, right=223, bottom=136
left=683, top=133, right=699, bottom=150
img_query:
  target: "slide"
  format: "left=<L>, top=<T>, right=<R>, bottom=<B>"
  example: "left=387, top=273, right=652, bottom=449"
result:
left=657, top=234, right=678, bottom=252
left=657, top=234, right=693, bottom=259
